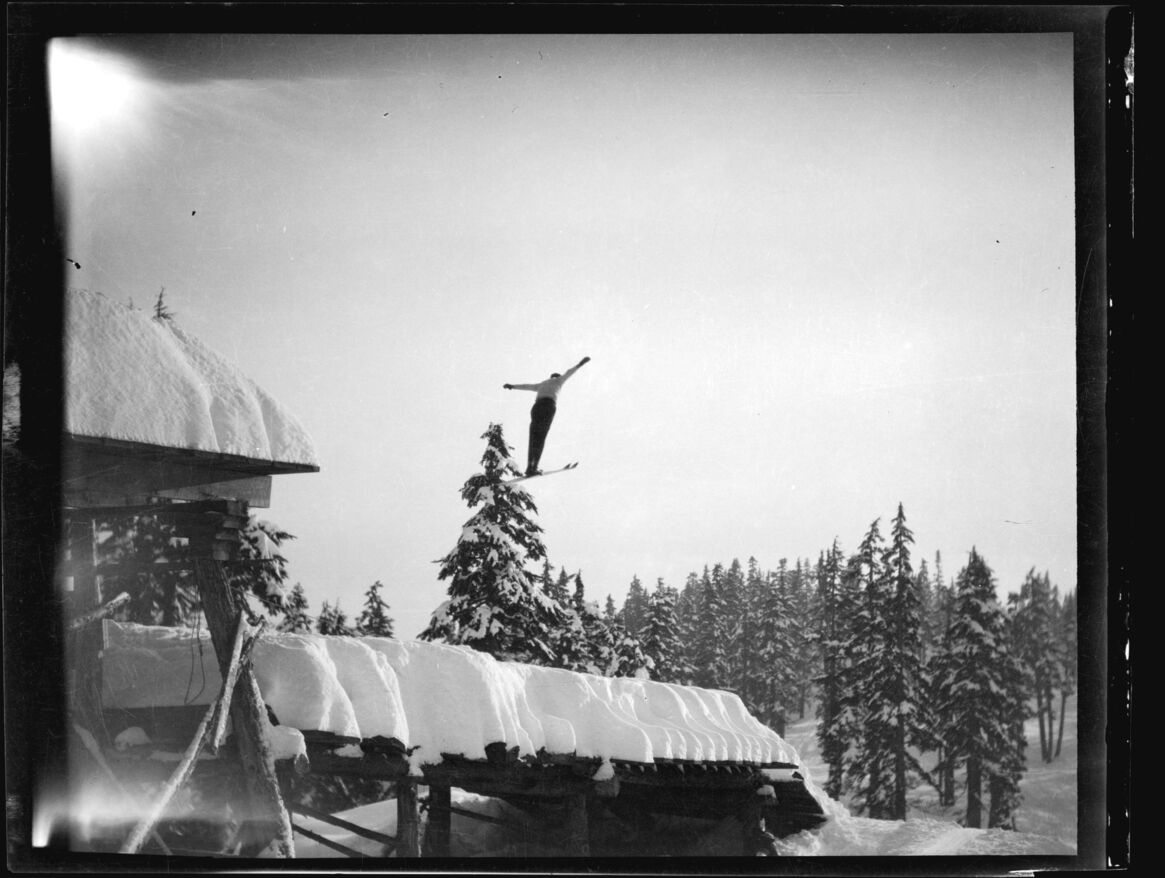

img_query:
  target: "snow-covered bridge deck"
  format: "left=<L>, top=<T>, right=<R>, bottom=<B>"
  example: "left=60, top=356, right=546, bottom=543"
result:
left=97, top=622, right=827, bottom=855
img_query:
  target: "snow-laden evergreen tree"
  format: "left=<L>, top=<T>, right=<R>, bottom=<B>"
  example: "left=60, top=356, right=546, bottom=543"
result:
left=1053, top=588, right=1077, bottom=758
left=814, top=540, right=859, bottom=800
left=1008, top=569, right=1063, bottom=763
left=752, top=560, right=797, bottom=735
left=675, top=571, right=703, bottom=679
left=844, top=517, right=899, bottom=818
left=571, top=571, right=588, bottom=614
left=788, top=558, right=817, bottom=720
left=605, top=617, right=652, bottom=678
left=735, top=558, right=766, bottom=714
left=692, top=564, right=732, bottom=689
left=355, top=580, right=395, bottom=637
left=316, top=600, right=354, bottom=635
left=987, top=606, right=1029, bottom=829
left=929, top=548, right=1027, bottom=828
left=914, top=558, right=936, bottom=657
left=621, top=574, right=649, bottom=636
left=547, top=570, right=594, bottom=673
left=278, top=583, right=313, bottom=633
left=640, top=580, right=691, bottom=683
left=855, top=504, right=929, bottom=821
left=930, top=550, right=954, bottom=648
left=93, top=512, right=294, bottom=626
left=549, top=567, right=573, bottom=607
left=554, top=572, right=650, bottom=679
left=603, top=594, right=617, bottom=622
left=419, top=423, right=565, bottom=664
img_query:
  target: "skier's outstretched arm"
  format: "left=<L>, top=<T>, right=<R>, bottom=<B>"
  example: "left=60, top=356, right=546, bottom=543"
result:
left=559, top=356, right=591, bottom=381
left=503, top=382, right=540, bottom=391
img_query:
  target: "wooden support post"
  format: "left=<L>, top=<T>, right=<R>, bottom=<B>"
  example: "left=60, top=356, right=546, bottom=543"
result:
left=562, top=792, right=589, bottom=856
left=194, top=558, right=294, bottom=857
left=423, top=784, right=451, bottom=857
left=395, top=779, right=421, bottom=858
left=65, top=516, right=99, bottom=611
left=739, top=791, right=777, bottom=856
left=120, top=611, right=251, bottom=855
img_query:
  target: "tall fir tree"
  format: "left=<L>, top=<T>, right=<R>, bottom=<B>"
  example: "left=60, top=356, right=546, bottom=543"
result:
left=621, top=575, right=649, bottom=636
left=753, top=561, right=797, bottom=735
left=317, top=600, right=354, bottom=636
left=419, top=423, right=565, bottom=664
left=640, top=580, right=692, bottom=683
left=355, top=580, right=395, bottom=637
left=869, top=504, right=928, bottom=820
left=929, top=548, right=1027, bottom=828
left=278, top=583, right=313, bottom=633
left=603, top=594, right=617, bottom=622
left=1053, top=589, right=1077, bottom=758
left=987, top=606, right=1029, bottom=829
left=694, top=564, right=733, bottom=689
left=1008, top=569, right=1063, bottom=762
left=844, top=517, right=898, bottom=818
left=675, top=571, right=704, bottom=678
left=787, top=558, right=817, bottom=720
left=814, top=540, right=858, bottom=801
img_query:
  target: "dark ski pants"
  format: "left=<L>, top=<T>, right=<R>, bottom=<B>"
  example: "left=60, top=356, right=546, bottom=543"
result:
left=527, top=397, right=557, bottom=473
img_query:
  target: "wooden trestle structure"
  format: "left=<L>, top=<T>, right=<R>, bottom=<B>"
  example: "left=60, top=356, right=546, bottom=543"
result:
left=95, top=689, right=827, bottom=857
left=60, top=437, right=825, bottom=858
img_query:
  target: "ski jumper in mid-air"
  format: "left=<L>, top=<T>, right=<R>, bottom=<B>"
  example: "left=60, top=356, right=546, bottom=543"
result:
left=504, top=356, right=590, bottom=477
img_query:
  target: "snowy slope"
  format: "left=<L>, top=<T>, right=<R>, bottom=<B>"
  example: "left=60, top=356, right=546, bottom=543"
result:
left=100, top=623, right=802, bottom=768
left=65, top=288, right=318, bottom=466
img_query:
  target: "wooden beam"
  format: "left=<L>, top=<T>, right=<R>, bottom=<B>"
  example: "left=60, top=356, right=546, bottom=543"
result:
left=67, top=591, right=130, bottom=631
left=195, top=558, right=295, bottom=857
left=118, top=610, right=249, bottom=857
left=157, top=475, right=273, bottom=508
left=421, top=761, right=590, bottom=800
left=288, top=802, right=397, bottom=851
left=290, top=822, right=365, bottom=858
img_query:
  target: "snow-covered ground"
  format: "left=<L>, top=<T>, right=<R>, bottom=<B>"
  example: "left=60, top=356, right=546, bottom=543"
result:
left=776, top=701, right=1077, bottom=856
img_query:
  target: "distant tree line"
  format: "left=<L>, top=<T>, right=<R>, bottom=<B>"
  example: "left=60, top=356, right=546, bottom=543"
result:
left=420, top=424, right=1077, bottom=830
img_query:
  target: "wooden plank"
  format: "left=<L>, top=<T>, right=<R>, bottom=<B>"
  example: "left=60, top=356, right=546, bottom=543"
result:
left=157, top=475, right=273, bottom=508
left=290, top=822, right=366, bottom=858
left=421, top=761, right=590, bottom=800
left=300, top=748, right=410, bottom=781
left=288, top=803, right=397, bottom=850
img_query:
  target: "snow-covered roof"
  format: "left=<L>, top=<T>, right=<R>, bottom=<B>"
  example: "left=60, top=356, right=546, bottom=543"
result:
left=65, top=288, right=318, bottom=468
left=101, top=622, right=800, bottom=768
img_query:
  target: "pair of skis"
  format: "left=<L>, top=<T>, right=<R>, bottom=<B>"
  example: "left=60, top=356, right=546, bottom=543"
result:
left=502, top=462, right=578, bottom=486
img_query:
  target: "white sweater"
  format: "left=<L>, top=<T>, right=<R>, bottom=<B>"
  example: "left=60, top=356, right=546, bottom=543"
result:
left=509, top=361, right=586, bottom=401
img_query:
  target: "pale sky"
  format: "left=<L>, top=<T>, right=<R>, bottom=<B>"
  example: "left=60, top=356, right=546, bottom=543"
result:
left=51, top=33, right=1077, bottom=639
